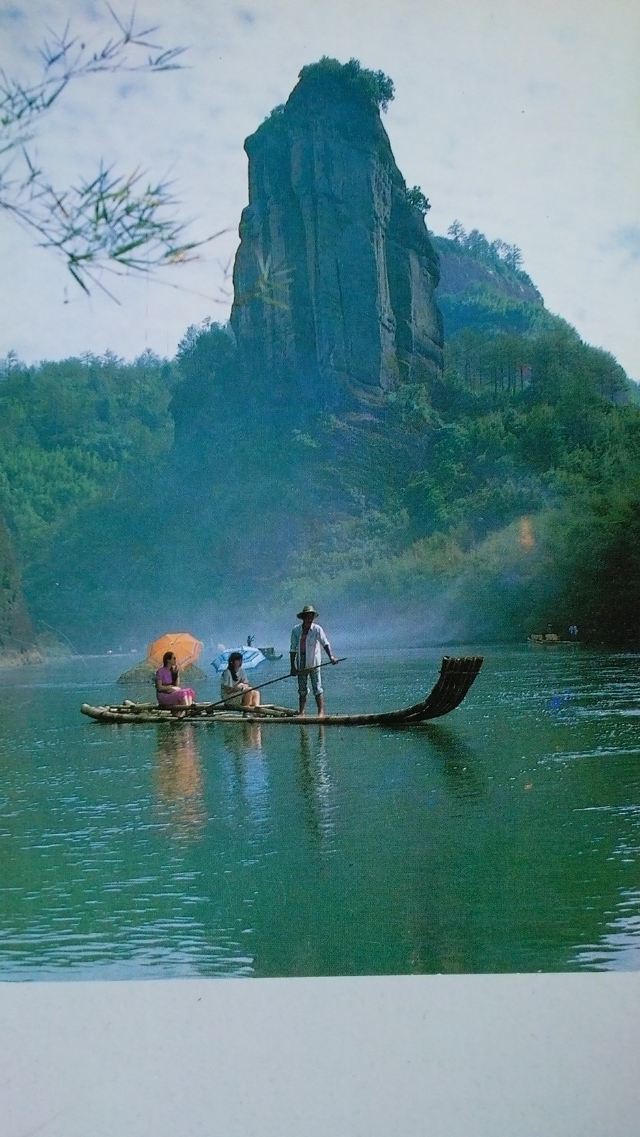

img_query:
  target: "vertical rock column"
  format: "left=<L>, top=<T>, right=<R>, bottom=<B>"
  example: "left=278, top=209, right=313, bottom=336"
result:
left=231, top=68, right=443, bottom=410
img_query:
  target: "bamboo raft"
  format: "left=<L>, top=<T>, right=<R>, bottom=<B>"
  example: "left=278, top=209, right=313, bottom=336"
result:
left=81, top=656, right=483, bottom=726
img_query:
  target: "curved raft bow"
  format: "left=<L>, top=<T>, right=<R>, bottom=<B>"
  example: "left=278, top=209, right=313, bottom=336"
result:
left=81, top=656, right=484, bottom=726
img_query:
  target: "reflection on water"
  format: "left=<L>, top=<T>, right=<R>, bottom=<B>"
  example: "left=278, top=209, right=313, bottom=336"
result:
left=424, top=724, right=483, bottom=800
left=297, top=725, right=335, bottom=846
left=154, top=725, right=206, bottom=838
left=221, top=721, right=263, bottom=758
left=219, top=723, right=269, bottom=827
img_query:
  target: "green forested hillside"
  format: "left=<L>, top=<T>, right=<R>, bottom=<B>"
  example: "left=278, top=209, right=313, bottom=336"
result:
left=0, top=350, right=174, bottom=551
left=0, top=351, right=176, bottom=649
left=4, top=235, right=639, bottom=649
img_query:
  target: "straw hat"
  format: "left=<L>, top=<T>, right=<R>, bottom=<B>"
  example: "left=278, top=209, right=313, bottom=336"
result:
left=297, top=604, right=318, bottom=619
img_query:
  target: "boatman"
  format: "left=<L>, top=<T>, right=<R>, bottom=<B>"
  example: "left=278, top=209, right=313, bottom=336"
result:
left=290, top=605, right=337, bottom=717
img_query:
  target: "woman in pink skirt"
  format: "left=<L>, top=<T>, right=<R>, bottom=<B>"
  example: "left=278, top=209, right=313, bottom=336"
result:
left=155, top=651, right=196, bottom=707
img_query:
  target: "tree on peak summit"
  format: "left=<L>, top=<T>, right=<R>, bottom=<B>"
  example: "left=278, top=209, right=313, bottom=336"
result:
left=298, top=57, right=395, bottom=112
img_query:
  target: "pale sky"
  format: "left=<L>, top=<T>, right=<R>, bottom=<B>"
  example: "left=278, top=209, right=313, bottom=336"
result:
left=1, top=0, right=639, bottom=378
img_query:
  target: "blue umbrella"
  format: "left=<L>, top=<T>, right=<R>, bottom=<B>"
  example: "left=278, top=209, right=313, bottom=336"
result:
left=211, top=647, right=266, bottom=673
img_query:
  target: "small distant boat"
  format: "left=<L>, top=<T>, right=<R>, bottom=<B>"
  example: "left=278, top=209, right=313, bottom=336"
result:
left=210, top=647, right=266, bottom=672
left=259, top=646, right=283, bottom=661
left=528, top=634, right=579, bottom=647
left=80, top=656, right=484, bottom=726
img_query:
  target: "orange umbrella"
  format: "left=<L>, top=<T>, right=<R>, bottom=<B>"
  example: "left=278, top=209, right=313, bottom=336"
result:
left=146, top=632, right=203, bottom=670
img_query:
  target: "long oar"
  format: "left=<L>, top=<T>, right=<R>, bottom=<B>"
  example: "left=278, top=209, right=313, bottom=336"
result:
left=203, top=656, right=347, bottom=712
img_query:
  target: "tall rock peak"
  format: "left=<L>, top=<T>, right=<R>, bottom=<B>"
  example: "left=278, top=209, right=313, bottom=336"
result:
left=230, top=60, right=443, bottom=410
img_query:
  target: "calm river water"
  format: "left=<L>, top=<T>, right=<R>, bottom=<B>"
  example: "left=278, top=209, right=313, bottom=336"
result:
left=1, top=646, right=639, bottom=979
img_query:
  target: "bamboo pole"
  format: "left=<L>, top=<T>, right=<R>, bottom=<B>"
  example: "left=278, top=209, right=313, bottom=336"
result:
left=206, top=656, right=347, bottom=711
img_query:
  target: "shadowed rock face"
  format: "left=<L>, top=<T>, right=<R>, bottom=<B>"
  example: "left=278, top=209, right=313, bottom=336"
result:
left=231, top=69, right=443, bottom=410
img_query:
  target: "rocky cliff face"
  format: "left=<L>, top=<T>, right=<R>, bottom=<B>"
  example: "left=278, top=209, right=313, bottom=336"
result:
left=231, top=67, right=443, bottom=410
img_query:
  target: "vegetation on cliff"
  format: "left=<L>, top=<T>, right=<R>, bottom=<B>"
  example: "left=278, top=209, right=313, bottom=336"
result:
left=297, top=57, right=395, bottom=112
left=443, top=223, right=530, bottom=277
left=433, top=227, right=546, bottom=338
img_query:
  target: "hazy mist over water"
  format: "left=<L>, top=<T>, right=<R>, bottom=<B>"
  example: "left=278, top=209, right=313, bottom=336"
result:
left=83, top=600, right=475, bottom=660
left=40, top=597, right=461, bottom=658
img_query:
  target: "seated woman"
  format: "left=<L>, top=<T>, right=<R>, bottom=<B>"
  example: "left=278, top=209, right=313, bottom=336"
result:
left=220, top=651, right=261, bottom=709
left=155, top=651, right=196, bottom=708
